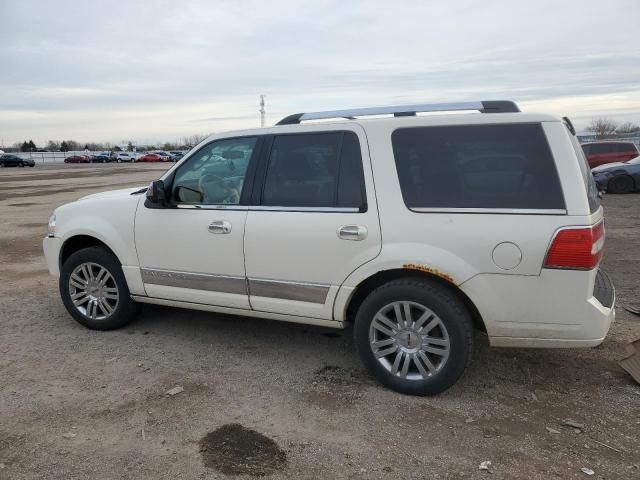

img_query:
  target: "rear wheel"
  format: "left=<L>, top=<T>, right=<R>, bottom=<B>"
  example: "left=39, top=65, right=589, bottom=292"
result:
left=354, top=279, right=474, bottom=395
left=60, top=246, right=140, bottom=330
left=608, top=175, right=634, bottom=194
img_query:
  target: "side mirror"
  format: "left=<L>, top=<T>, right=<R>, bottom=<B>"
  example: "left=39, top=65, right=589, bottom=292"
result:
left=146, top=180, right=167, bottom=206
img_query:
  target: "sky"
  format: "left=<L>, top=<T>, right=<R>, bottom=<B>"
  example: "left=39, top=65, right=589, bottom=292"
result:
left=1, top=0, right=639, bottom=146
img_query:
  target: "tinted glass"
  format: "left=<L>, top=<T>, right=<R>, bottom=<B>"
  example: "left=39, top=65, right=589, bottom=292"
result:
left=262, top=132, right=365, bottom=209
left=569, top=133, right=600, bottom=213
left=591, top=143, right=620, bottom=154
left=173, top=136, right=256, bottom=204
left=618, top=143, right=637, bottom=153
left=337, top=132, right=366, bottom=208
left=392, top=123, right=565, bottom=210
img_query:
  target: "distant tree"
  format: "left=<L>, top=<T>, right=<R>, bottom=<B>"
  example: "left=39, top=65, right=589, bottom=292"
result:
left=64, top=140, right=80, bottom=151
left=113, top=145, right=122, bottom=151
left=20, top=141, right=30, bottom=152
left=586, top=118, right=618, bottom=139
left=127, top=142, right=134, bottom=152
left=616, top=122, right=640, bottom=134
left=60, top=141, right=69, bottom=152
left=46, top=140, right=60, bottom=151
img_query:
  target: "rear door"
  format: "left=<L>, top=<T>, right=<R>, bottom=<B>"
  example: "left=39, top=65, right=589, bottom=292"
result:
left=243, top=125, right=381, bottom=319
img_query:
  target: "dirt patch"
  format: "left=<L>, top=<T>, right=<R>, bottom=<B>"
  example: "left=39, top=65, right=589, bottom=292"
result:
left=2, top=269, right=48, bottom=281
left=199, top=424, right=287, bottom=476
left=17, top=223, right=46, bottom=229
left=0, top=235, right=43, bottom=262
left=7, top=202, right=40, bottom=207
left=313, top=365, right=371, bottom=386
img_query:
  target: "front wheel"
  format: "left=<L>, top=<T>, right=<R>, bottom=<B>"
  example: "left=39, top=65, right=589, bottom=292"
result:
left=60, top=246, right=140, bottom=330
left=19, top=162, right=24, bottom=167
left=608, top=175, right=634, bottom=194
left=354, top=279, right=474, bottom=395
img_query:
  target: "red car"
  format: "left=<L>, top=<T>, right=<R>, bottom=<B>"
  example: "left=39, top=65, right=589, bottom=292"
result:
left=64, top=155, right=90, bottom=164
left=137, top=153, right=169, bottom=163
left=582, top=141, right=639, bottom=169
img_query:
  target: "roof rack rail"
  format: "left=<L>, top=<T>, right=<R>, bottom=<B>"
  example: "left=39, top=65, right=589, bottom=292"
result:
left=276, top=100, right=519, bottom=125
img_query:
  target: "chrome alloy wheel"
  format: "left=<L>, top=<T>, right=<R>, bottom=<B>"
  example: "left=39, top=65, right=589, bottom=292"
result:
left=369, top=301, right=450, bottom=380
left=68, top=262, right=119, bottom=320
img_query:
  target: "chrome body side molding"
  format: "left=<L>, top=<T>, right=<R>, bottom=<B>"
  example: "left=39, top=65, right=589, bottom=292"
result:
left=140, top=268, right=247, bottom=295
left=248, top=278, right=329, bottom=304
left=140, top=268, right=330, bottom=304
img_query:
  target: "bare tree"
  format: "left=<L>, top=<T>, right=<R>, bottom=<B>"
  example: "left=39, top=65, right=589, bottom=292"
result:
left=586, top=118, right=618, bottom=139
left=45, top=140, right=60, bottom=151
left=616, top=122, right=640, bottom=134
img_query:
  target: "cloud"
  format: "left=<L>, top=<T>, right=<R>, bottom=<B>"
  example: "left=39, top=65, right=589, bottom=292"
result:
left=0, top=0, right=639, bottom=144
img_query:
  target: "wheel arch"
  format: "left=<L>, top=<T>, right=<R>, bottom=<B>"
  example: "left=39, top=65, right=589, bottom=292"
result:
left=59, top=234, right=122, bottom=270
left=343, top=268, right=486, bottom=333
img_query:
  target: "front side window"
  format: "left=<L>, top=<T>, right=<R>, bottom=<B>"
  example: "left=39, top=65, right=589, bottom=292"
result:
left=392, top=123, right=565, bottom=210
left=172, top=137, right=257, bottom=204
left=261, top=131, right=366, bottom=209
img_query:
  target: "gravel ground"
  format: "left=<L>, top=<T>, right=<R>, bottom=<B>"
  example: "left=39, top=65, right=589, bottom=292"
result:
left=1, top=163, right=639, bottom=480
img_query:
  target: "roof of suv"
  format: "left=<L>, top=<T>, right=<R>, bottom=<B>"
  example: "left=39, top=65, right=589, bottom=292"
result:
left=272, top=100, right=561, bottom=127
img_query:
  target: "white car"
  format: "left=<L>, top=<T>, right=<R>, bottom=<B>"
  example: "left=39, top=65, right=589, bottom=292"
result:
left=115, top=152, right=135, bottom=162
left=43, top=101, right=615, bottom=395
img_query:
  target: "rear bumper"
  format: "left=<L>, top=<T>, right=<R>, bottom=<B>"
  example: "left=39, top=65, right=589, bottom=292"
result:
left=460, top=268, right=615, bottom=348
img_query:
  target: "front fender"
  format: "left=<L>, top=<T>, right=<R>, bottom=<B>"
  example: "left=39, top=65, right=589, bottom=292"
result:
left=53, top=194, right=142, bottom=268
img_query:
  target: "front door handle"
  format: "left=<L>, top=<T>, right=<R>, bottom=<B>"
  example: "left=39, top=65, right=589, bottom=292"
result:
left=337, top=225, right=367, bottom=241
left=209, top=220, right=232, bottom=234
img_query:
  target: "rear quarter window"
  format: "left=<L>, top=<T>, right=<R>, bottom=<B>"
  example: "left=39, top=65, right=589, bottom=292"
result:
left=569, top=133, right=600, bottom=214
left=391, top=123, right=565, bottom=211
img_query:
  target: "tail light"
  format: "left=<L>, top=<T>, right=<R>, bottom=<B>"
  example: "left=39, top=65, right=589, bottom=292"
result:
left=543, top=221, right=604, bottom=270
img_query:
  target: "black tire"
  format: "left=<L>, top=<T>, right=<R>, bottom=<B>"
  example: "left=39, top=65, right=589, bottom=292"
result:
left=354, top=279, right=474, bottom=395
left=59, top=246, right=140, bottom=330
left=608, top=175, right=634, bottom=194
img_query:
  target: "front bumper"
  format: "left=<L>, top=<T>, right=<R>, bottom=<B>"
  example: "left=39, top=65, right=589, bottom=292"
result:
left=43, top=236, right=63, bottom=277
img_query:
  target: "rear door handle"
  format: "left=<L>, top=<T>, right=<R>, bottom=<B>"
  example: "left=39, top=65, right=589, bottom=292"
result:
left=209, top=220, right=232, bottom=234
left=337, top=225, right=367, bottom=241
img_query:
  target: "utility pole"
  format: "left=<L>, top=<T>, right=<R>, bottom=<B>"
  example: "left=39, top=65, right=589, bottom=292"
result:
left=259, top=95, right=266, bottom=128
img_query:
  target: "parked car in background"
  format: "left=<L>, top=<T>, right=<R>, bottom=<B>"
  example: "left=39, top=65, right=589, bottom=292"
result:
left=582, top=141, right=639, bottom=169
left=592, top=155, right=640, bottom=193
left=43, top=100, right=614, bottom=396
left=115, top=152, right=135, bottom=162
left=64, top=155, right=90, bottom=164
left=151, top=151, right=171, bottom=161
left=0, top=154, right=35, bottom=167
left=169, top=151, right=185, bottom=161
left=90, top=154, right=111, bottom=163
left=137, top=153, right=169, bottom=163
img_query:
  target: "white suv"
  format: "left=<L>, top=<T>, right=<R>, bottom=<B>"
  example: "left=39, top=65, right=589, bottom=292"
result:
left=43, top=101, right=615, bottom=395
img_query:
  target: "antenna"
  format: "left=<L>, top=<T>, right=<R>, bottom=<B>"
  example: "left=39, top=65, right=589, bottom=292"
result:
left=259, top=95, right=266, bottom=128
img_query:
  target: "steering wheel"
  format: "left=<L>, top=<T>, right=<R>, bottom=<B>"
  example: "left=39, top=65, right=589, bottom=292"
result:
left=199, top=174, right=239, bottom=204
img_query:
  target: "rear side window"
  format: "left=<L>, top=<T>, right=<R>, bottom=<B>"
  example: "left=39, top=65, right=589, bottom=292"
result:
left=392, top=123, right=565, bottom=210
left=262, top=131, right=366, bottom=209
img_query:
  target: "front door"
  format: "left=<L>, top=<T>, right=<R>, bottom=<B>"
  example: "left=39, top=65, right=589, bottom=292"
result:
left=244, top=126, right=381, bottom=319
left=134, top=136, right=260, bottom=309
